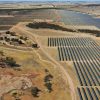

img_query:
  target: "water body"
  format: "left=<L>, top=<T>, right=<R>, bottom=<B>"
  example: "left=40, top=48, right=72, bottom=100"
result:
left=58, top=10, right=100, bottom=28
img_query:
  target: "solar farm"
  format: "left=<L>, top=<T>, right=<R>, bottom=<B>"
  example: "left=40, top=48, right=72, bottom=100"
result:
left=48, top=36, right=100, bottom=100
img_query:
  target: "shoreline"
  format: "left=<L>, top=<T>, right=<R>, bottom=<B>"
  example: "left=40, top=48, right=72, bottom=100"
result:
left=61, top=9, right=100, bottom=19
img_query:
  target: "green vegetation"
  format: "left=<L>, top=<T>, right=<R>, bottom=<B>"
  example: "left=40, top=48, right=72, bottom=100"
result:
left=12, top=91, right=21, bottom=100
left=44, top=82, right=53, bottom=93
left=20, top=36, right=28, bottom=41
left=0, top=51, right=20, bottom=68
left=31, top=87, right=41, bottom=97
left=0, top=31, right=27, bottom=46
left=32, top=43, right=39, bottom=48
left=44, top=69, right=53, bottom=93
left=0, top=37, right=3, bottom=40
left=44, top=74, right=53, bottom=82
left=5, top=57, right=19, bottom=67
left=11, top=38, right=24, bottom=44
left=6, top=31, right=16, bottom=36
left=78, top=29, right=100, bottom=37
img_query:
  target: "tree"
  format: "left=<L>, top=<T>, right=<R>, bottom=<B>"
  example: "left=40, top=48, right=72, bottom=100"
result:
left=0, top=37, right=3, bottom=40
left=45, top=82, right=53, bottom=93
left=5, top=37, right=10, bottom=42
left=6, top=31, right=10, bottom=34
left=18, top=40, right=23, bottom=44
left=20, top=36, right=28, bottom=41
left=31, top=87, right=41, bottom=97
left=10, top=32, right=16, bottom=36
left=44, top=74, right=53, bottom=82
left=5, top=57, right=18, bottom=67
left=32, top=44, right=38, bottom=48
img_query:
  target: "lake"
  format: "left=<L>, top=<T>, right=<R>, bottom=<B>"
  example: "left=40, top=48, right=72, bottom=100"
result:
left=58, top=10, right=100, bottom=28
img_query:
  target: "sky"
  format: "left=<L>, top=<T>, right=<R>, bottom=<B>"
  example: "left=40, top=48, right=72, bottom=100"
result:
left=0, top=0, right=99, bottom=2
left=0, top=0, right=100, bottom=1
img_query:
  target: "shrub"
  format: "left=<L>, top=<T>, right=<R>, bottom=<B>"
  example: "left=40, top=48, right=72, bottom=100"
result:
left=5, top=57, right=19, bottom=67
left=45, top=82, right=53, bottom=93
left=20, top=36, right=28, bottom=41
left=45, top=69, right=49, bottom=73
left=18, top=40, right=23, bottom=44
left=44, top=74, right=53, bottom=82
left=10, top=32, right=16, bottom=36
left=5, top=37, right=10, bottom=42
left=27, top=22, right=76, bottom=32
left=44, top=72, right=53, bottom=93
left=6, top=31, right=10, bottom=34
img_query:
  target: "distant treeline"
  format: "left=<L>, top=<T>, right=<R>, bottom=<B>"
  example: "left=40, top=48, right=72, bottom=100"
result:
left=84, top=4, right=100, bottom=7
left=27, top=22, right=100, bottom=37
left=27, top=22, right=76, bottom=32
left=0, top=7, right=64, bottom=12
